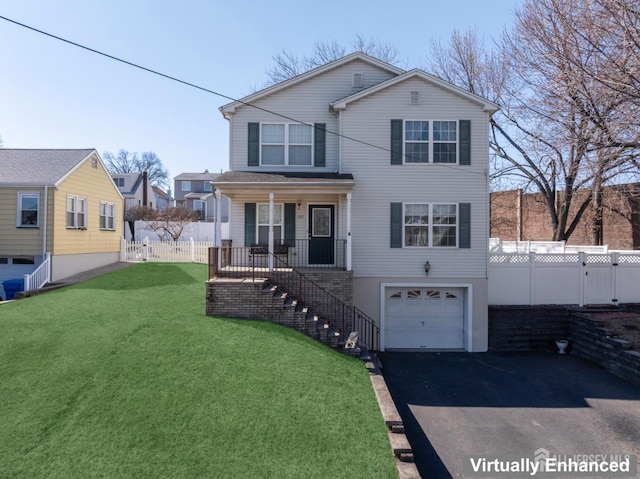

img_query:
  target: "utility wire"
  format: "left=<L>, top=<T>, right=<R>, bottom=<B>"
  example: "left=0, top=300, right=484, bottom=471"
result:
left=0, top=14, right=484, bottom=173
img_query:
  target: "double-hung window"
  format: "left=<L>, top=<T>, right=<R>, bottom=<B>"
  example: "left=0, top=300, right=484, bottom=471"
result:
left=257, top=203, right=283, bottom=244
left=194, top=200, right=206, bottom=221
left=261, top=123, right=312, bottom=166
left=404, top=203, right=457, bottom=247
left=404, top=120, right=458, bottom=164
left=66, top=195, right=87, bottom=229
left=17, top=192, right=40, bottom=227
left=100, top=201, right=116, bottom=230
left=182, top=181, right=191, bottom=191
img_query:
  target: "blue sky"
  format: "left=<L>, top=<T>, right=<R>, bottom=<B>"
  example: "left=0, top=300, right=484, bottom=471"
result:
left=0, top=0, right=521, bottom=188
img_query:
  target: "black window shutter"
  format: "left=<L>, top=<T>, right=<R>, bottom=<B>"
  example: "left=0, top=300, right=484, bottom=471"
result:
left=459, top=203, right=471, bottom=248
left=244, top=203, right=256, bottom=246
left=314, top=123, right=326, bottom=167
left=391, top=120, right=403, bottom=165
left=459, top=120, right=471, bottom=165
left=284, top=203, right=296, bottom=246
left=390, top=202, right=403, bottom=248
left=248, top=123, right=259, bottom=166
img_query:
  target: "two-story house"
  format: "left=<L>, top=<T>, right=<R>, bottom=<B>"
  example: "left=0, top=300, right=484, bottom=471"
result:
left=211, top=53, right=498, bottom=352
left=174, top=171, right=228, bottom=222
left=0, top=149, right=123, bottom=295
left=111, top=172, right=157, bottom=212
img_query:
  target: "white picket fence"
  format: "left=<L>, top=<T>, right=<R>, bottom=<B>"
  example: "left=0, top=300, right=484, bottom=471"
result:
left=120, top=239, right=213, bottom=263
left=489, top=251, right=640, bottom=306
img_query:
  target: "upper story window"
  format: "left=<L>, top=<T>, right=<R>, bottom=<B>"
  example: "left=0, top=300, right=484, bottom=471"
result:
left=182, top=181, right=191, bottom=191
left=404, top=120, right=457, bottom=164
left=404, top=203, right=457, bottom=247
left=17, top=192, right=40, bottom=228
left=392, top=120, right=469, bottom=165
left=204, top=182, right=212, bottom=192
left=113, top=177, right=125, bottom=188
left=100, top=201, right=116, bottom=231
left=66, top=195, right=87, bottom=229
left=261, top=123, right=312, bottom=166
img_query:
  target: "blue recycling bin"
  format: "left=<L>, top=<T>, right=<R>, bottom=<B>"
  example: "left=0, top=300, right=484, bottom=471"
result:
left=3, top=278, right=24, bottom=300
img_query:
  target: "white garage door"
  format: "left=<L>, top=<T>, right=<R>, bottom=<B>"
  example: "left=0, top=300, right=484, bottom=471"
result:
left=384, top=287, right=465, bottom=349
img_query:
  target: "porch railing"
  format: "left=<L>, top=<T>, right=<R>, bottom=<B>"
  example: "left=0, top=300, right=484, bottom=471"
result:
left=208, top=240, right=346, bottom=278
left=208, top=246, right=379, bottom=351
left=269, top=255, right=379, bottom=351
left=24, top=252, right=51, bottom=291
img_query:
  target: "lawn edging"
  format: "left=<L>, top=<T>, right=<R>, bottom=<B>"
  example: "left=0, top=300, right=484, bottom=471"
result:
left=366, top=358, right=420, bottom=479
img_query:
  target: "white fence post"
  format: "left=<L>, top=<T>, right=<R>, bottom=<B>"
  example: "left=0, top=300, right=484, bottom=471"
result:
left=529, top=252, right=535, bottom=305
left=23, top=273, right=30, bottom=292
left=579, top=252, right=586, bottom=307
left=143, top=237, right=149, bottom=262
left=612, top=252, right=619, bottom=306
left=120, top=238, right=126, bottom=262
left=190, top=238, right=195, bottom=262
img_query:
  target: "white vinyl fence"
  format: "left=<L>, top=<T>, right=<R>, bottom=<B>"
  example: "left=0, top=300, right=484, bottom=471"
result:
left=121, top=239, right=213, bottom=263
left=490, top=238, right=609, bottom=254
left=489, top=252, right=640, bottom=306
left=23, top=252, right=51, bottom=291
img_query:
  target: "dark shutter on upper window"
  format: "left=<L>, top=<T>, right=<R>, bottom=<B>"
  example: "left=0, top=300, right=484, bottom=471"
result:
left=244, top=203, right=256, bottom=246
left=314, top=123, right=326, bottom=167
left=459, top=120, right=471, bottom=165
left=390, top=202, right=403, bottom=248
left=459, top=203, right=471, bottom=248
left=284, top=203, right=296, bottom=246
left=248, top=123, right=260, bottom=166
left=391, top=120, right=403, bottom=165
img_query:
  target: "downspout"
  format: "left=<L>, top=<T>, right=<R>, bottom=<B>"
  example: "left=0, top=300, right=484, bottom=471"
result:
left=42, top=185, right=48, bottom=256
left=142, top=171, right=148, bottom=207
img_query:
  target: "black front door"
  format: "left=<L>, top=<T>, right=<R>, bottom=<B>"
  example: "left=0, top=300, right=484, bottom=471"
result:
left=308, top=205, right=334, bottom=265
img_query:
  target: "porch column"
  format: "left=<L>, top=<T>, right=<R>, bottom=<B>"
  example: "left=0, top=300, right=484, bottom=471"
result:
left=214, top=190, right=222, bottom=247
left=346, top=192, right=352, bottom=271
left=268, top=192, right=275, bottom=271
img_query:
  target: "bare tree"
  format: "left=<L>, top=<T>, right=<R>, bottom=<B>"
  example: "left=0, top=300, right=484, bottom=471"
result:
left=427, top=1, right=640, bottom=243
left=265, top=36, right=399, bottom=86
left=144, top=206, right=198, bottom=242
left=103, top=149, right=170, bottom=188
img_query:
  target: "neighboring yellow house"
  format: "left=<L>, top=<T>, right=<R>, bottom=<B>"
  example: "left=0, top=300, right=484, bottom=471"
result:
left=0, top=149, right=123, bottom=294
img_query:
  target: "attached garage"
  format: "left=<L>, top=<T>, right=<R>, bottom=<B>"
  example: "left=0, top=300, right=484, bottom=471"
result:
left=383, top=285, right=467, bottom=350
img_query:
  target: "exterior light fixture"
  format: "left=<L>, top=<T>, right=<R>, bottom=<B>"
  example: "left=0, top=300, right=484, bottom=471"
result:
left=424, top=261, right=431, bottom=276
left=297, top=199, right=302, bottom=209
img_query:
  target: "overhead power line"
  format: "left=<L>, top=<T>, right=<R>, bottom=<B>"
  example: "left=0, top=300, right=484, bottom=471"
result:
left=0, top=14, right=484, bottom=173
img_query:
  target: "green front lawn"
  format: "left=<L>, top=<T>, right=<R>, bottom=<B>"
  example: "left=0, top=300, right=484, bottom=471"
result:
left=0, top=263, right=397, bottom=478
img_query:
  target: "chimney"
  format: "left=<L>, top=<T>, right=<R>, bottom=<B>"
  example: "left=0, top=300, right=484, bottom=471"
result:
left=142, top=171, right=148, bottom=207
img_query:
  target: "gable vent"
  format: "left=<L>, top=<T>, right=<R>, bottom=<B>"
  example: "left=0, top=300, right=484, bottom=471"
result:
left=410, top=91, right=420, bottom=105
left=353, top=73, right=363, bottom=88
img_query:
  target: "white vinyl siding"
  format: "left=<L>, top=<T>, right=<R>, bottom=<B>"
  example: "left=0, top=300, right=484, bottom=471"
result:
left=340, top=77, right=490, bottom=278
left=227, top=59, right=397, bottom=172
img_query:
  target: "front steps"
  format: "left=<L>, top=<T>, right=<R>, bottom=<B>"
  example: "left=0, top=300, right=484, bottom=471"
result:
left=262, top=282, right=354, bottom=354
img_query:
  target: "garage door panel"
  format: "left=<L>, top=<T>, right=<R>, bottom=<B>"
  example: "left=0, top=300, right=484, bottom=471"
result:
left=385, top=287, right=465, bottom=350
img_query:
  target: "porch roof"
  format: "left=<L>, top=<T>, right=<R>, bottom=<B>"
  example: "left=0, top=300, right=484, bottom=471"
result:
left=212, top=171, right=355, bottom=196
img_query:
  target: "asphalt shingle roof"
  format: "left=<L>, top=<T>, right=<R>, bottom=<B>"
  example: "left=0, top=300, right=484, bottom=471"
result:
left=0, top=149, right=95, bottom=186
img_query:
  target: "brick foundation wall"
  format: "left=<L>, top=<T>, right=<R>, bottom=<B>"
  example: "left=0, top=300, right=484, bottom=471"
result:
left=295, top=270, right=353, bottom=307
left=488, top=305, right=572, bottom=352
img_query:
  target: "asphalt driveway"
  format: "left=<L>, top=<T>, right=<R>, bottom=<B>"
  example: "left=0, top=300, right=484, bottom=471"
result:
left=380, top=352, right=640, bottom=478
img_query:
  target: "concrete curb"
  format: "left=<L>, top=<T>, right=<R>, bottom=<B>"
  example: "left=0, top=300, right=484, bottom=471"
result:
left=366, top=357, right=421, bottom=479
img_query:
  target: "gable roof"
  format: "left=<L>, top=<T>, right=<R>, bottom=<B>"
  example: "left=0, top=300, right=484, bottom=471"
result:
left=330, top=69, right=500, bottom=114
left=111, top=172, right=144, bottom=195
left=0, top=149, right=98, bottom=186
left=219, top=52, right=405, bottom=119
left=174, top=171, right=221, bottom=181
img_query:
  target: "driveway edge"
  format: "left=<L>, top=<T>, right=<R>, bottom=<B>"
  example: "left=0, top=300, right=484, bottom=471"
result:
left=366, top=358, right=421, bottom=479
